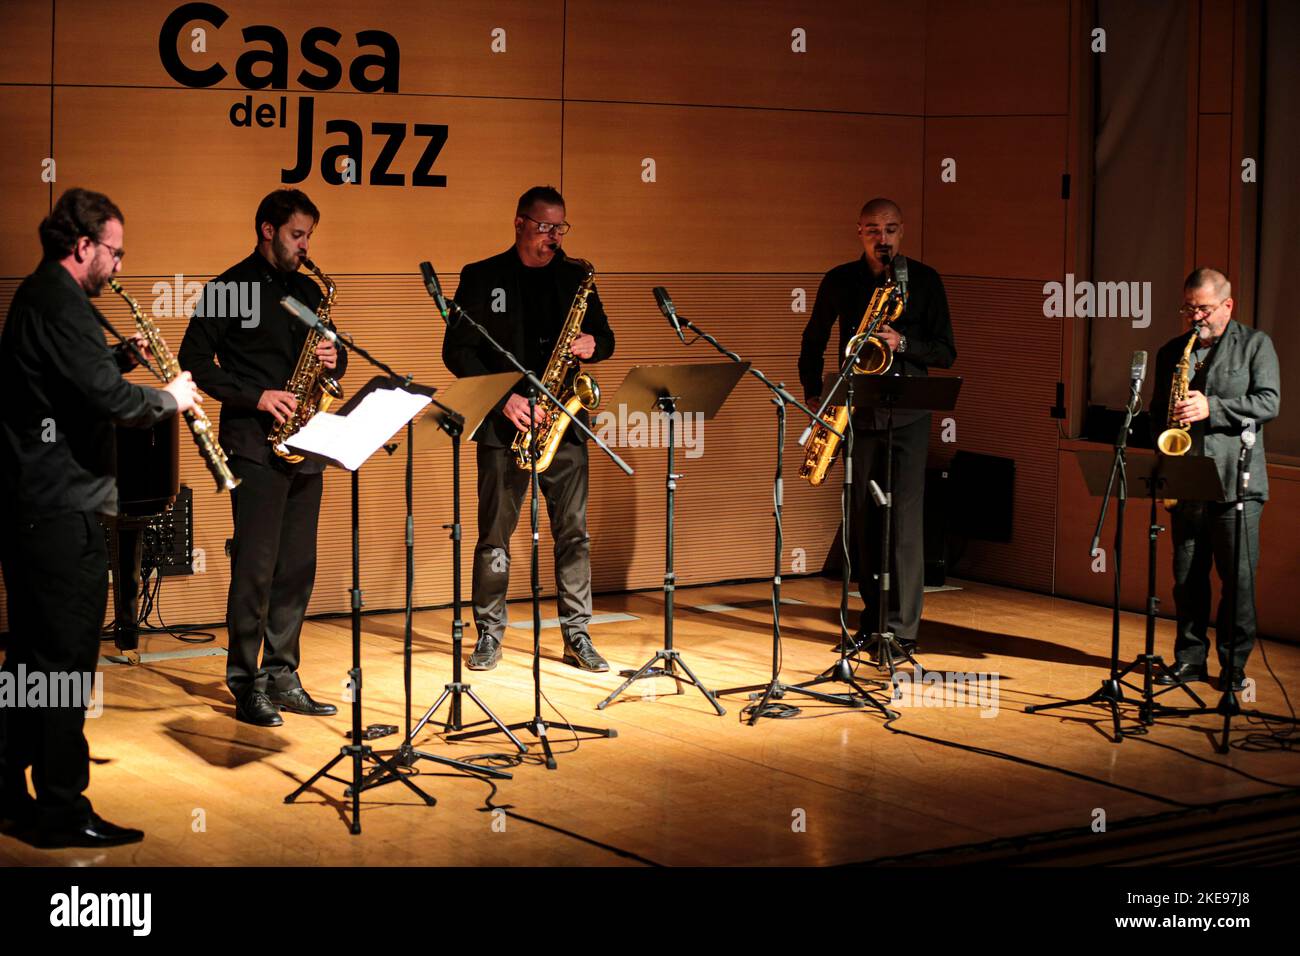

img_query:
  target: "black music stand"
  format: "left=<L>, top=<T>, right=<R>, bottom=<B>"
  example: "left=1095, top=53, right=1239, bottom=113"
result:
left=282, top=375, right=437, bottom=833
left=797, top=374, right=961, bottom=709
left=361, top=372, right=526, bottom=795
left=403, top=372, right=526, bottom=746
left=596, top=362, right=748, bottom=715
left=1025, top=451, right=1219, bottom=740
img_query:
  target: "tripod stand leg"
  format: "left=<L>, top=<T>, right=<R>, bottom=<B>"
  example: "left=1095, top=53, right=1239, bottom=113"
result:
left=464, top=687, right=529, bottom=752
left=596, top=651, right=666, bottom=710
left=667, top=652, right=726, bottom=716
left=356, top=749, right=437, bottom=805
left=285, top=749, right=349, bottom=804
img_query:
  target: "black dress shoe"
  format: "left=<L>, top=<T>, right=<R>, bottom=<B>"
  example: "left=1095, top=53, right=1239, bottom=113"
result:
left=1221, top=669, right=1248, bottom=692
left=235, top=691, right=284, bottom=727
left=1154, top=661, right=1208, bottom=686
left=467, top=635, right=502, bottom=671
left=268, top=687, right=337, bottom=716
left=563, top=636, right=609, bottom=672
left=32, top=813, right=144, bottom=849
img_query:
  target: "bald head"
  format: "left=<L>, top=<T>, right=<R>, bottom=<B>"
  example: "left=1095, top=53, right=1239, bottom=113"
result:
left=857, top=198, right=904, bottom=274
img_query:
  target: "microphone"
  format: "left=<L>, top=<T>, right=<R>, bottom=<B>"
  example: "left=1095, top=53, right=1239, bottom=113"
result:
left=892, top=255, right=909, bottom=298
left=1129, top=350, right=1148, bottom=392
left=653, top=286, right=686, bottom=344
left=1240, top=418, right=1257, bottom=492
left=418, top=260, right=465, bottom=323
left=281, top=295, right=338, bottom=344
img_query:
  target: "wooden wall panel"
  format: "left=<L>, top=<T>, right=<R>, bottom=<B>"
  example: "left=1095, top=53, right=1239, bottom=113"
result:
left=922, top=116, right=1067, bottom=279
left=563, top=0, right=926, bottom=114
left=561, top=102, right=925, bottom=273
left=1194, top=114, right=1231, bottom=270
left=0, top=86, right=53, bottom=277
left=55, top=0, right=564, bottom=99
left=0, top=0, right=52, bottom=86
left=926, top=277, right=1060, bottom=593
left=924, top=0, right=1069, bottom=116
left=52, top=86, right=561, bottom=276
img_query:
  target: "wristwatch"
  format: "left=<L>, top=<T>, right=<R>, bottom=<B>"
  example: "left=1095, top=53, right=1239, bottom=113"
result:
left=896, top=334, right=908, bottom=354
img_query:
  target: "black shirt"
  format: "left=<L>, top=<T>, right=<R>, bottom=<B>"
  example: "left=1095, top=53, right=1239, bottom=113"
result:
left=799, top=255, right=957, bottom=429
left=177, top=251, right=347, bottom=473
left=0, top=259, right=178, bottom=518
left=443, top=246, right=615, bottom=447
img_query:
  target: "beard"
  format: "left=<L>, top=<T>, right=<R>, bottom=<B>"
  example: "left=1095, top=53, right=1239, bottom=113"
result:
left=271, top=234, right=302, bottom=272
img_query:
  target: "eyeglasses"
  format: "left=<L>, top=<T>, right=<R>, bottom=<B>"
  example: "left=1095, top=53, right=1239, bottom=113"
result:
left=1178, top=301, right=1223, bottom=320
left=94, top=239, right=125, bottom=263
left=521, top=214, right=570, bottom=236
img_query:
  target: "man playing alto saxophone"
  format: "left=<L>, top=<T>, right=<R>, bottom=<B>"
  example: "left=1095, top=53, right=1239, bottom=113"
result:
left=178, top=189, right=346, bottom=727
left=443, top=186, right=615, bottom=673
left=1152, top=268, right=1280, bottom=693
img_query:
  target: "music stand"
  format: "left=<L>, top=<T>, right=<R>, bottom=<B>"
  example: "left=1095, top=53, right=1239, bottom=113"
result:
left=404, top=372, right=526, bottom=746
left=1025, top=451, right=1219, bottom=740
left=361, top=372, right=526, bottom=795
left=797, top=374, right=961, bottom=705
left=596, top=362, right=748, bottom=715
left=281, top=375, right=438, bottom=833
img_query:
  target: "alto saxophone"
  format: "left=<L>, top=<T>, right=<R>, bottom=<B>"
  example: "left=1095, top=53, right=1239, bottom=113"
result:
left=107, top=278, right=240, bottom=493
left=1156, top=329, right=1200, bottom=508
left=512, top=253, right=601, bottom=472
left=268, top=257, right=344, bottom=462
left=799, top=279, right=906, bottom=486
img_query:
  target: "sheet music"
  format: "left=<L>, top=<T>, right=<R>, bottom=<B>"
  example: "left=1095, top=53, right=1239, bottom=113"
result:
left=285, top=386, right=432, bottom=471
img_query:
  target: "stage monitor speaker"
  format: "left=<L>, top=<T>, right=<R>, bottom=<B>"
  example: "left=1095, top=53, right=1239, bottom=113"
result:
left=949, top=450, right=1014, bottom=543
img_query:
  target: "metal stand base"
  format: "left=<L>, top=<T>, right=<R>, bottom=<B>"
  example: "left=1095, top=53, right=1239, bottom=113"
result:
left=598, top=648, right=725, bottom=715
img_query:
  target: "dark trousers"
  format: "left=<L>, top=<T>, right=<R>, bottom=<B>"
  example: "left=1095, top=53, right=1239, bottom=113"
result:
left=0, top=511, right=105, bottom=829
left=225, top=456, right=323, bottom=701
left=1171, top=499, right=1262, bottom=671
left=850, top=415, right=929, bottom=641
left=472, top=441, right=592, bottom=644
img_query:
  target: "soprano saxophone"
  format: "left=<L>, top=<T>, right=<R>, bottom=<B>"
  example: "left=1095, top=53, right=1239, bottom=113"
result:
left=268, top=257, right=344, bottom=462
left=512, top=253, right=601, bottom=472
left=107, top=278, right=239, bottom=492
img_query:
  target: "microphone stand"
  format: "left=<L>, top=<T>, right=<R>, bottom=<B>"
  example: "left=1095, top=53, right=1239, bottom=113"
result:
left=436, top=286, right=628, bottom=769
left=787, top=330, right=893, bottom=716
left=663, top=307, right=876, bottom=722
left=1025, top=369, right=1146, bottom=742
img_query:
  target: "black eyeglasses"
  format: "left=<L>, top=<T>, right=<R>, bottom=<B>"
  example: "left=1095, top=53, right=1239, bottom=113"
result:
left=1178, top=301, right=1224, bottom=320
left=93, top=238, right=125, bottom=262
left=522, top=214, right=571, bottom=236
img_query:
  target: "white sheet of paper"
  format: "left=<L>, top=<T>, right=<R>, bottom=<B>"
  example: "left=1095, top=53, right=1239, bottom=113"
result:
left=285, top=386, right=432, bottom=471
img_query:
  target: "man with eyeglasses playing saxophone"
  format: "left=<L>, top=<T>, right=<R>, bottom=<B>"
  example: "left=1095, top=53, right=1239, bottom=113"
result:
left=442, top=186, right=615, bottom=674
left=1152, top=267, right=1280, bottom=693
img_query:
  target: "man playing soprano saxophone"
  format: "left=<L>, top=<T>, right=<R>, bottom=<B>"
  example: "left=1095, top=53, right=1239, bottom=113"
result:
left=179, top=189, right=346, bottom=727
left=1152, top=268, right=1280, bottom=693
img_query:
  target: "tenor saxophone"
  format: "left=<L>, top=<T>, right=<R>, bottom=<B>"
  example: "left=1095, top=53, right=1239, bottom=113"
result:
left=512, top=253, right=601, bottom=472
left=268, top=257, right=344, bottom=462
left=107, top=278, right=240, bottom=492
left=799, top=279, right=906, bottom=486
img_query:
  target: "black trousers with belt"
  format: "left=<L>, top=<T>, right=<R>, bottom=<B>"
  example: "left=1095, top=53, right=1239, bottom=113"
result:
left=1171, top=499, right=1262, bottom=671
left=225, top=455, right=323, bottom=702
left=472, top=441, right=592, bottom=646
left=0, top=510, right=106, bottom=830
left=850, top=414, right=930, bottom=642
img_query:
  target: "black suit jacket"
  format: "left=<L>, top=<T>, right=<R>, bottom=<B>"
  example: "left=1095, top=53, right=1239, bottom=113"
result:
left=442, top=246, right=615, bottom=446
left=0, top=260, right=177, bottom=517
left=1150, top=321, right=1280, bottom=502
left=178, top=252, right=347, bottom=474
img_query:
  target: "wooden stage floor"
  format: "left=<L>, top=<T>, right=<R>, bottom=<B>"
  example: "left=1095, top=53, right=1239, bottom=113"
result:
left=3, top=576, right=1299, bottom=867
